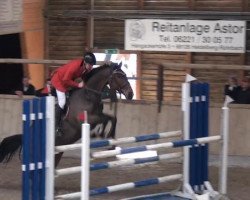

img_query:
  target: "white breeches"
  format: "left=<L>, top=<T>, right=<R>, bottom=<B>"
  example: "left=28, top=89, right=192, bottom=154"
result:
left=56, top=90, right=66, bottom=109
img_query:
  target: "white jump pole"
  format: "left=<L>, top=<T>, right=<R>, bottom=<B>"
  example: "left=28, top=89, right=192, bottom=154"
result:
left=182, top=74, right=196, bottom=195
left=45, top=96, right=55, bottom=200
left=81, top=111, right=90, bottom=200
left=219, top=96, right=232, bottom=194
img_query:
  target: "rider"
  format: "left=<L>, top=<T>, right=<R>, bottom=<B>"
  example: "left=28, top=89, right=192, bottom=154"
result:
left=51, top=52, right=96, bottom=135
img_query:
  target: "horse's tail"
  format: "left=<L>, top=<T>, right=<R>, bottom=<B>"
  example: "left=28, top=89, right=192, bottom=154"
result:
left=0, top=134, right=22, bottom=163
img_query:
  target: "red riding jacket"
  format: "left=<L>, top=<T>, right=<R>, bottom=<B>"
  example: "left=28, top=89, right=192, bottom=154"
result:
left=51, top=59, right=87, bottom=92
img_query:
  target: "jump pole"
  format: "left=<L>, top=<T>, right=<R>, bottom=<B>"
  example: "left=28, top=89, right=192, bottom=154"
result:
left=81, top=111, right=90, bottom=200
left=22, top=96, right=55, bottom=200
left=45, top=96, right=55, bottom=200
left=219, top=96, right=232, bottom=194
left=55, top=130, right=181, bottom=152
left=182, top=74, right=197, bottom=196
left=75, top=75, right=228, bottom=199
left=181, top=75, right=229, bottom=198
left=50, top=75, right=229, bottom=199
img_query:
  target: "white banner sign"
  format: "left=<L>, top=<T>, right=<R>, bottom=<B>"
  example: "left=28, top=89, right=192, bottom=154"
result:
left=0, top=0, right=22, bottom=35
left=125, top=19, right=246, bottom=53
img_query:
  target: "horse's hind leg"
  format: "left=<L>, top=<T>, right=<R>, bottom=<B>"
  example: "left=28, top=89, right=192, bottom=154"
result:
left=97, top=114, right=117, bottom=150
left=106, top=115, right=117, bottom=139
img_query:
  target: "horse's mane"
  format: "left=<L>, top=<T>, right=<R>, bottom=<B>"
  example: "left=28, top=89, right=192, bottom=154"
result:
left=84, top=64, right=108, bottom=82
left=84, top=63, right=118, bottom=82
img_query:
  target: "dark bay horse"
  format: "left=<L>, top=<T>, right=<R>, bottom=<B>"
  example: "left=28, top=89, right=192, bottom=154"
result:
left=0, top=62, right=134, bottom=166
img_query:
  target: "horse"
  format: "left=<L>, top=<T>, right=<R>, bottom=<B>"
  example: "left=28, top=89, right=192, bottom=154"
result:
left=0, top=62, right=134, bottom=166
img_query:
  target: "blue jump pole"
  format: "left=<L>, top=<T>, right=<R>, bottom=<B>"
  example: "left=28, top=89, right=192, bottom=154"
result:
left=32, top=98, right=39, bottom=200
left=40, top=97, right=46, bottom=200
left=202, top=83, right=209, bottom=185
left=22, top=100, right=31, bottom=200
left=189, top=82, right=210, bottom=192
left=22, top=97, right=48, bottom=200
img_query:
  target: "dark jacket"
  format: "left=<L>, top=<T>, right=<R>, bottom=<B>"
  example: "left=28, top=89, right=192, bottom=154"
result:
left=23, top=84, right=36, bottom=95
left=224, top=84, right=241, bottom=102
left=234, top=87, right=250, bottom=104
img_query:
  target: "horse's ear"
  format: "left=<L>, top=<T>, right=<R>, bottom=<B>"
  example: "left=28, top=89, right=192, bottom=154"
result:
left=118, top=62, right=122, bottom=69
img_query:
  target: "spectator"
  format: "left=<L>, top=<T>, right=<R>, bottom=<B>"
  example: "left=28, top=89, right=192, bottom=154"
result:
left=22, top=77, right=36, bottom=95
left=235, top=76, right=250, bottom=104
left=224, top=75, right=240, bottom=102
left=14, top=77, right=36, bottom=97
left=36, top=78, right=56, bottom=97
left=14, top=90, right=23, bottom=97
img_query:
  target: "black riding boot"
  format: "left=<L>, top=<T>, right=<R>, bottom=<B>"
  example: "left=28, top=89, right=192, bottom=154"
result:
left=55, top=105, right=64, bottom=136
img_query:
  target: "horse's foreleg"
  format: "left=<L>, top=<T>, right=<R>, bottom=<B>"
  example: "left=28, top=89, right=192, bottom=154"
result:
left=108, top=115, right=117, bottom=139
left=55, top=152, right=64, bottom=167
left=102, top=114, right=117, bottom=150
left=98, top=114, right=117, bottom=139
left=99, top=117, right=110, bottom=138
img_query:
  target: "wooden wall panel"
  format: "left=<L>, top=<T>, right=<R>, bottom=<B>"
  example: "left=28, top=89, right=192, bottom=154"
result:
left=46, top=0, right=250, bottom=103
left=195, top=0, right=243, bottom=11
left=94, top=19, right=124, bottom=49
left=48, top=0, right=88, bottom=10
left=48, top=0, right=88, bottom=60
left=94, top=0, right=138, bottom=10
left=144, top=0, right=189, bottom=10
left=48, top=18, right=87, bottom=60
left=192, top=53, right=243, bottom=102
left=140, top=52, right=187, bottom=101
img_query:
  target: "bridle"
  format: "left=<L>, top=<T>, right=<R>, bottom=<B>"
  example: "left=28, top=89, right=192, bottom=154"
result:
left=82, top=65, right=129, bottom=97
left=108, top=69, right=129, bottom=93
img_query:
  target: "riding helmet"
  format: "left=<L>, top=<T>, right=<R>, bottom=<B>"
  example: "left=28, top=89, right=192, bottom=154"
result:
left=83, top=52, right=96, bottom=65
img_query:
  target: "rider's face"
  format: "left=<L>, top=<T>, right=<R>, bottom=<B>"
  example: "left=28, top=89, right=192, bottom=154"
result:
left=85, top=63, right=93, bottom=72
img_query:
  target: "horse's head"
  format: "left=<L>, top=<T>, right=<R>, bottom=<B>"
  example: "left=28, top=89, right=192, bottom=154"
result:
left=109, top=62, right=134, bottom=100
left=84, top=62, right=134, bottom=100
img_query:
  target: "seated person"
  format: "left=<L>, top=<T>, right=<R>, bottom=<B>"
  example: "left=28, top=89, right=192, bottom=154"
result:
left=234, top=76, right=250, bottom=104
left=14, top=76, right=36, bottom=97
left=23, top=77, right=36, bottom=95
left=224, top=75, right=240, bottom=102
